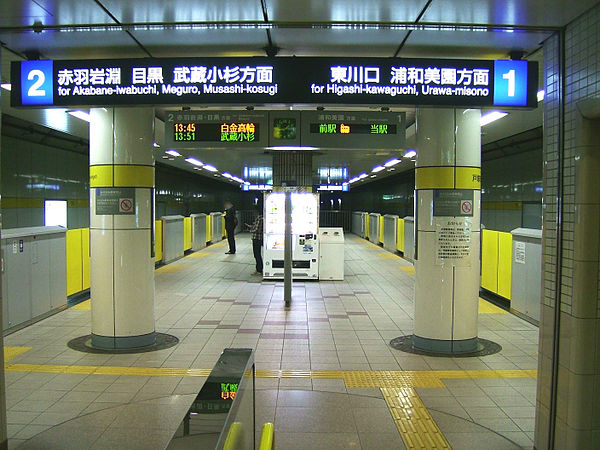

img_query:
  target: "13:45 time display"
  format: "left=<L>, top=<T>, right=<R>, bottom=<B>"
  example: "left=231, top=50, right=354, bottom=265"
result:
left=174, top=123, right=196, bottom=132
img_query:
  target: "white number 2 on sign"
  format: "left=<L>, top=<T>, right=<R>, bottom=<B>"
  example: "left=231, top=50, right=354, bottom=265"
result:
left=27, top=70, right=46, bottom=97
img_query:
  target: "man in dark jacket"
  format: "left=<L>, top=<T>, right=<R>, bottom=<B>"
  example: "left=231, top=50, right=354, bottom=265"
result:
left=247, top=204, right=263, bottom=274
left=224, top=200, right=237, bottom=254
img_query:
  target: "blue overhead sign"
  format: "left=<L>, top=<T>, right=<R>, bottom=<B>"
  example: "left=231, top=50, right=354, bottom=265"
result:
left=493, top=60, right=529, bottom=107
left=11, top=57, right=538, bottom=108
left=20, top=60, right=54, bottom=106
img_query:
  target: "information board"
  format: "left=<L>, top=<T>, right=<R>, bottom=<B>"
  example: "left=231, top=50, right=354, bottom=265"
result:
left=301, top=111, right=406, bottom=148
left=515, top=241, right=526, bottom=264
left=435, top=217, right=472, bottom=266
left=12, top=57, right=538, bottom=108
left=95, top=188, right=135, bottom=215
left=164, top=110, right=268, bottom=148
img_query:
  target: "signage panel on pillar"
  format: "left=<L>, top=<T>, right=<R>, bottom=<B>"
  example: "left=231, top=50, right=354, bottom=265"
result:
left=11, top=57, right=538, bottom=108
left=164, top=110, right=268, bottom=148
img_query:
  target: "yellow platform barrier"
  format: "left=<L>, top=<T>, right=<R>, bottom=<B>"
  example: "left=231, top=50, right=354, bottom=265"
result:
left=378, top=215, right=384, bottom=244
left=396, top=218, right=405, bottom=252
left=66, top=229, right=84, bottom=296
left=206, top=214, right=212, bottom=243
left=183, top=217, right=192, bottom=251
left=497, top=231, right=513, bottom=300
left=155, top=220, right=163, bottom=262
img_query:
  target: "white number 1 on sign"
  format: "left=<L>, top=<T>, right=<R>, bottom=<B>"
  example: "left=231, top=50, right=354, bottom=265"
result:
left=502, top=69, right=515, bottom=97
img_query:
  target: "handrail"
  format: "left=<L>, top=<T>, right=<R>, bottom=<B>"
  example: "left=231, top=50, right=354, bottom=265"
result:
left=258, top=422, right=274, bottom=450
left=222, top=422, right=243, bottom=450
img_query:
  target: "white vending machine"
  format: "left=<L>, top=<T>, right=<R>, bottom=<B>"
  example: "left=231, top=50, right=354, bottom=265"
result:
left=263, top=191, right=319, bottom=280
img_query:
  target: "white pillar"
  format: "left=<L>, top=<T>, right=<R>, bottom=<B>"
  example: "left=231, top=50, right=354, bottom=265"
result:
left=413, top=108, right=481, bottom=353
left=89, top=108, right=156, bottom=349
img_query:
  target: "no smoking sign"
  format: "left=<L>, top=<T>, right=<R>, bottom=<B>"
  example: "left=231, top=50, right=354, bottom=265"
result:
left=119, top=198, right=134, bottom=213
left=460, top=200, right=472, bottom=215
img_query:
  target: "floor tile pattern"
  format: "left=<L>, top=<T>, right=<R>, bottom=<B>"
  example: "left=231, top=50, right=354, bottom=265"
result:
left=2, top=234, right=540, bottom=449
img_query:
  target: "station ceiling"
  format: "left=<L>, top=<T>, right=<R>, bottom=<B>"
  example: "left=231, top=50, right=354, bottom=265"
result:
left=0, top=0, right=592, bottom=187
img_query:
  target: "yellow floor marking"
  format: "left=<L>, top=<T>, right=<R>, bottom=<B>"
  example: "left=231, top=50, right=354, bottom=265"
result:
left=399, top=265, right=415, bottom=275
left=209, top=242, right=226, bottom=248
left=4, top=363, right=536, bottom=385
left=378, top=252, right=400, bottom=259
left=155, top=264, right=186, bottom=273
left=382, top=387, right=451, bottom=449
left=3, top=347, right=32, bottom=362
left=186, top=252, right=208, bottom=258
left=71, top=299, right=91, bottom=310
left=478, top=298, right=508, bottom=314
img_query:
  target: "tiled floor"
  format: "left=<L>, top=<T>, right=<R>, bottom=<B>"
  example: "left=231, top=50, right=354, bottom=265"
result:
left=3, top=234, right=539, bottom=449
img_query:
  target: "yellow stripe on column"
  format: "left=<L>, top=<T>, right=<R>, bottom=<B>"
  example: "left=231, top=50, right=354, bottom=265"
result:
left=415, top=167, right=454, bottom=189
left=455, top=167, right=481, bottom=189
left=90, top=165, right=154, bottom=188
left=415, top=166, right=481, bottom=190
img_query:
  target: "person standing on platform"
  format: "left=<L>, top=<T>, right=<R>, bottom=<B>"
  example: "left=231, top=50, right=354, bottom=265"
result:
left=224, top=200, right=237, bottom=254
left=247, top=204, right=264, bottom=275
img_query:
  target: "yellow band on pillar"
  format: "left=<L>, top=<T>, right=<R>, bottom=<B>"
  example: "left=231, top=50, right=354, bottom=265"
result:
left=455, top=167, right=481, bottom=189
left=415, top=166, right=481, bottom=190
left=90, top=165, right=154, bottom=188
left=415, top=167, right=455, bottom=189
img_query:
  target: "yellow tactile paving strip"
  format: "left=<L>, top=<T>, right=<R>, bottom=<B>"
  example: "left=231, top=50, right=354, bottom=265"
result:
left=3, top=360, right=536, bottom=385
left=382, top=387, right=450, bottom=449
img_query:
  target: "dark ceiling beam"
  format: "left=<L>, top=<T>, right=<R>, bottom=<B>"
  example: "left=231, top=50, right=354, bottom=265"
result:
left=93, top=0, right=153, bottom=57
left=259, top=0, right=279, bottom=57
left=0, top=21, right=561, bottom=34
left=392, top=0, right=433, bottom=57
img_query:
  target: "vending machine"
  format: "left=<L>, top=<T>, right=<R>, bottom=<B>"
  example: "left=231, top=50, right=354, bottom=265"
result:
left=263, top=191, right=319, bottom=280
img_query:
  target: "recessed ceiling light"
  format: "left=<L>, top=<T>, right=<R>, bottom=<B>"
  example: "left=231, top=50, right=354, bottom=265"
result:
left=266, top=146, right=318, bottom=151
left=203, top=164, right=218, bottom=172
left=384, top=158, right=401, bottom=167
left=371, top=165, right=385, bottom=173
left=403, top=149, right=417, bottom=158
left=66, top=110, right=91, bottom=122
left=166, top=149, right=181, bottom=157
left=1, top=83, right=11, bottom=91
left=480, top=111, right=508, bottom=126
left=537, top=90, right=545, bottom=102
left=185, top=157, right=203, bottom=167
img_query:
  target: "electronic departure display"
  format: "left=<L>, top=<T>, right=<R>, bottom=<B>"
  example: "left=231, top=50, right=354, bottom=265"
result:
left=309, top=123, right=397, bottom=135
left=172, top=122, right=259, bottom=142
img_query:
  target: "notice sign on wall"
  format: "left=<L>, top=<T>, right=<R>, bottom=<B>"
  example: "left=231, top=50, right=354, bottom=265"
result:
left=515, top=241, right=526, bottom=264
left=95, top=188, right=135, bottom=215
left=435, top=217, right=472, bottom=266
left=433, top=190, right=474, bottom=217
